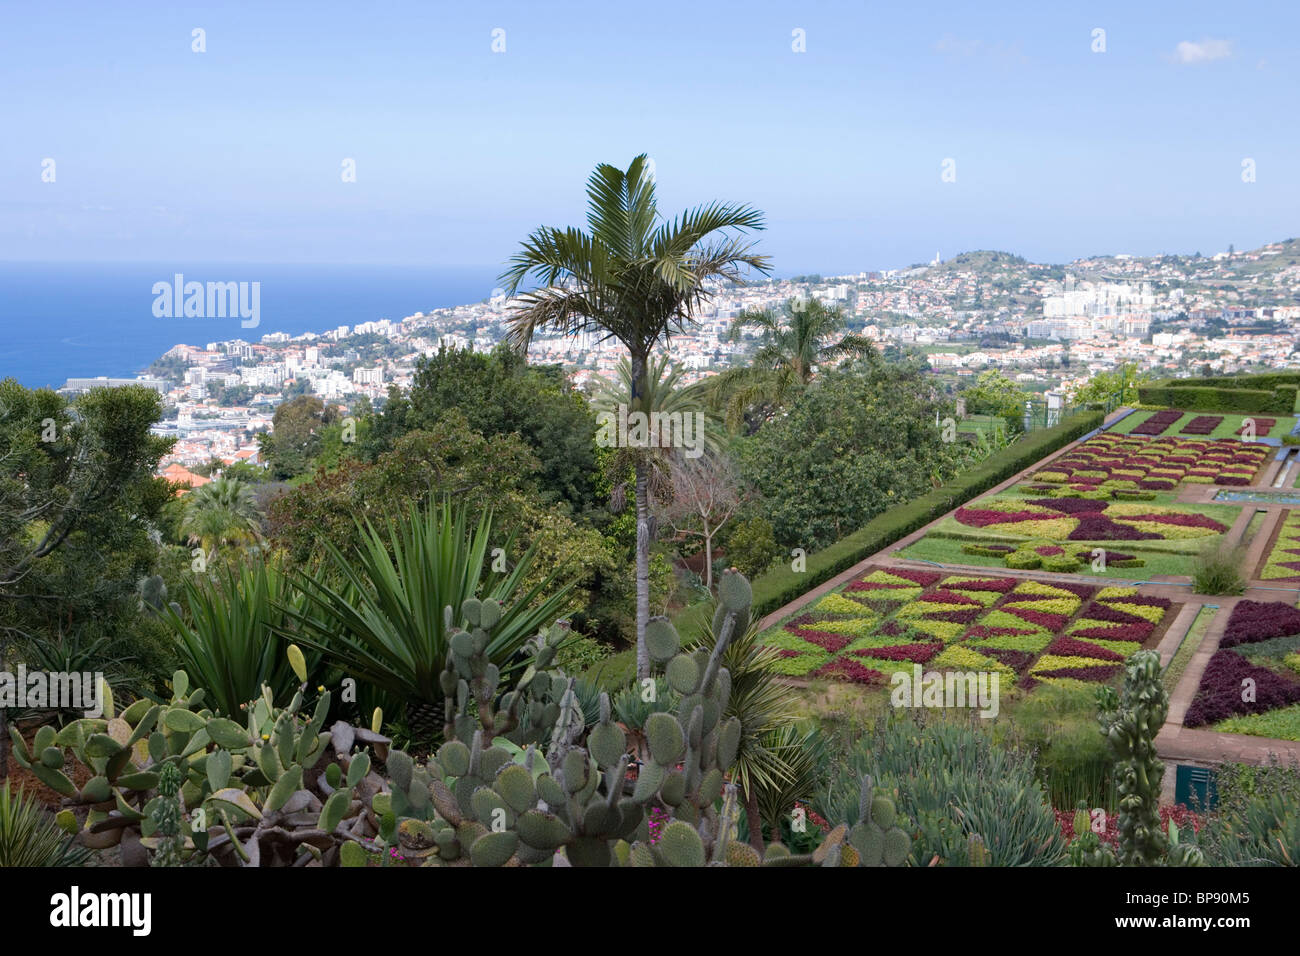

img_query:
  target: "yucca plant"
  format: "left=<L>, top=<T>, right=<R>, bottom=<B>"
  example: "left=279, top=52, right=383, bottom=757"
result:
left=0, top=781, right=91, bottom=867
left=282, top=501, right=579, bottom=741
left=163, top=560, right=318, bottom=716
left=754, top=721, right=830, bottom=844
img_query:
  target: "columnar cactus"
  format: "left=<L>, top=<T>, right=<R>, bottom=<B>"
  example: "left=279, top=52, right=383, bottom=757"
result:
left=1093, top=650, right=1204, bottom=867
left=150, top=763, right=184, bottom=867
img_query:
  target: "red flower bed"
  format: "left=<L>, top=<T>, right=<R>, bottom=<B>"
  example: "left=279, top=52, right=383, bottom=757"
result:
left=1028, top=497, right=1108, bottom=514
left=1219, top=600, right=1300, bottom=647
left=1067, top=513, right=1160, bottom=541
left=923, top=608, right=984, bottom=624
left=1179, top=415, right=1223, bottom=435
left=966, top=625, right=1037, bottom=639
left=1044, top=635, right=1125, bottom=661
left=888, top=568, right=943, bottom=587
left=1132, top=410, right=1182, bottom=436
left=1005, top=607, right=1070, bottom=631
left=787, top=629, right=850, bottom=653
left=1183, top=649, right=1300, bottom=727
left=946, top=576, right=1019, bottom=592
left=813, top=658, right=885, bottom=684
left=921, top=588, right=985, bottom=606
left=955, top=507, right=1059, bottom=527
left=1055, top=805, right=1200, bottom=845
left=1069, top=622, right=1152, bottom=643
left=1237, top=418, right=1275, bottom=435
left=1081, top=603, right=1152, bottom=625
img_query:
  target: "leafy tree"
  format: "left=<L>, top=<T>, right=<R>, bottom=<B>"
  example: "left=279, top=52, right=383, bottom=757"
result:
left=738, top=361, right=956, bottom=551
left=367, top=345, right=599, bottom=517
left=961, top=369, right=1027, bottom=435
left=179, top=477, right=263, bottom=562
left=501, top=153, right=769, bottom=679
left=707, top=297, right=877, bottom=428
left=1072, top=362, right=1147, bottom=407
left=258, top=394, right=340, bottom=479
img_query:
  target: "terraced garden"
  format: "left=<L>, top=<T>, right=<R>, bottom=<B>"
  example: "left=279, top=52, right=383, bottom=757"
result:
left=760, top=564, right=1175, bottom=695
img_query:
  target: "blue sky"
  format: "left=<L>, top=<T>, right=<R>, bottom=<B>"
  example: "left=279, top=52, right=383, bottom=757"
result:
left=2, top=0, right=1296, bottom=274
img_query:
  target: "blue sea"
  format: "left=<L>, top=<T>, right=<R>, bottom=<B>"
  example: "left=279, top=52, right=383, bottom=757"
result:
left=0, top=262, right=503, bottom=389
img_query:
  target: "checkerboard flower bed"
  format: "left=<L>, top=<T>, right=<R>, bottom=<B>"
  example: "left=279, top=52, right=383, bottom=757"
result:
left=1237, top=418, right=1276, bottom=436
left=1029, top=433, right=1268, bottom=488
left=761, top=566, right=1170, bottom=692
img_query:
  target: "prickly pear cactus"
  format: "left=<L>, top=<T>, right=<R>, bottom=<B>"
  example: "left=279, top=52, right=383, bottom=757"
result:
left=846, top=775, right=912, bottom=867
left=386, top=569, right=786, bottom=867
left=7, top=649, right=392, bottom=866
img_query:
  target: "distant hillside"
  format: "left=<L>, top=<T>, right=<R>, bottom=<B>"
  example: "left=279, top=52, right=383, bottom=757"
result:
left=910, top=250, right=1028, bottom=274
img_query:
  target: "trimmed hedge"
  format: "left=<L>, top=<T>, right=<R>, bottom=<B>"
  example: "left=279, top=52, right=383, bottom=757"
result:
left=672, top=410, right=1104, bottom=639
left=1138, top=373, right=1300, bottom=415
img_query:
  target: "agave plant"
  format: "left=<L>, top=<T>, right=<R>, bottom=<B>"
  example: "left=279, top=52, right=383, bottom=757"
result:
left=282, top=501, right=579, bottom=741
left=163, top=559, right=319, bottom=716
left=0, top=781, right=91, bottom=867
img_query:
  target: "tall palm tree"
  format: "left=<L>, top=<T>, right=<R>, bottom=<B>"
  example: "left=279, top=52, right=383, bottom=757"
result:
left=706, top=297, right=877, bottom=429
left=179, top=477, right=262, bottom=560
left=501, top=154, right=769, bottom=679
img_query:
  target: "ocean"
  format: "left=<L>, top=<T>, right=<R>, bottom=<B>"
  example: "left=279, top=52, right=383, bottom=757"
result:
left=0, top=262, right=503, bottom=389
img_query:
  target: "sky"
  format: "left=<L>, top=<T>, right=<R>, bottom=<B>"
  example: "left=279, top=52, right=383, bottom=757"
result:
left=2, top=0, right=1297, bottom=275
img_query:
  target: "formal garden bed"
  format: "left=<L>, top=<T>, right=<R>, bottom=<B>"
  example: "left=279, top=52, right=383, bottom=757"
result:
left=759, top=564, right=1176, bottom=693
left=1182, top=600, right=1300, bottom=742
left=1028, top=431, right=1272, bottom=488
left=1257, top=509, right=1300, bottom=583
left=1108, top=408, right=1297, bottom=441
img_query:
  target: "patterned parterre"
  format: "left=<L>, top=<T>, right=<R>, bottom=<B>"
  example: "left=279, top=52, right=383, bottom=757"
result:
left=1260, top=510, right=1300, bottom=583
left=1029, top=432, right=1268, bottom=490
left=762, top=567, right=1171, bottom=691
left=953, top=496, right=1229, bottom=541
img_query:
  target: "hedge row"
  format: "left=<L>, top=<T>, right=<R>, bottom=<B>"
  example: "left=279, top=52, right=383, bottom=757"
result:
left=1138, top=373, right=1300, bottom=415
left=672, top=409, right=1104, bottom=640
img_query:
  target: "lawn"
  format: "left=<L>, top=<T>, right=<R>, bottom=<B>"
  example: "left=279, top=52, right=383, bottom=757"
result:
left=1183, top=600, right=1300, bottom=741
left=759, top=564, right=1175, bottom=696
left=1108, top=409, right=1296, bottom=441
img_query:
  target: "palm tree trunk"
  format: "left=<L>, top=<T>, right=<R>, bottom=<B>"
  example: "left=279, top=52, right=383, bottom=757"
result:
left=632, top=352, right=651, bottom=681
left=744, top=783, right=764, bottom=852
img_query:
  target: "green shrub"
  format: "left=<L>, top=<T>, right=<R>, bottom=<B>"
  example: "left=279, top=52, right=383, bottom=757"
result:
left=553, top=632, right=612, bottom=675
left=1006, top=551, right=1042, bottom=569
left=674, top=411, right=1102, bottom=636
left=1196, top=761, right=1300, bottom=866
left=0, top=781, right=91, bottom=867
left=1192, top=541, right=1247, bottom=596
left=723, top=517, right=781, bottom=579
left=1137, top=373, right=1300, bottom=415
left=1042, top=553, right=1082, bottom=573
left=821, top=715, right=1066, bottom=866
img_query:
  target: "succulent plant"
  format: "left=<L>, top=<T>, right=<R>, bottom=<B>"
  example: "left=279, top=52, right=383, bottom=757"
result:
left=383, top=569, right=910, bottom=867
left=8, top=649, right=393, bottom=866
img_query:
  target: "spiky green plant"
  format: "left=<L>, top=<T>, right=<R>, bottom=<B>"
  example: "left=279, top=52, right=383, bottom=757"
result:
left=0, top=780, right=91, bottom=867
left=282, top=500, right=578, bottom=740
left=165, top=559, right=317, bottom=715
